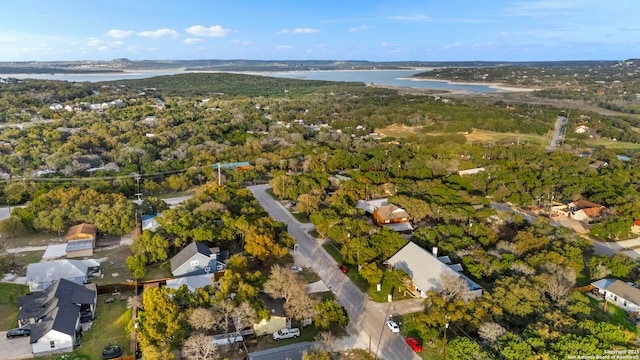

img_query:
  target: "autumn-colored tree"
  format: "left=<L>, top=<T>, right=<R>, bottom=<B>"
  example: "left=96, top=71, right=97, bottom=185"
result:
left=188, top=308, right=217, bottom=333
left=180, top=333, right=219, bottom=360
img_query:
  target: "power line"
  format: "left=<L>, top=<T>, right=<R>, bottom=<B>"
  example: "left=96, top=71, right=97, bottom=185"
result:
left=0, top=165, right=208, bottom=184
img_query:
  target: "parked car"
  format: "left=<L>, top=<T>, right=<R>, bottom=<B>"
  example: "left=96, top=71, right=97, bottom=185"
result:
left=291, top=265, right=303, bottom=273
left=386, top=320, right=400, bottom=333
left=338, top=265, right=348, bottom=273
left=272, top=327, right=301, bottom=340
left=6, top=327, right=30, bottom=338
left=405, top=337, right=423, bottom=352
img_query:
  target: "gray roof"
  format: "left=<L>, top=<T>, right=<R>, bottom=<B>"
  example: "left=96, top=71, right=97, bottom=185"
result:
left=18, top=279, right=96, bottom=342
left=386, top=241, right=482, bottom=299
left=259, top=293, right=287, bottom=318
left=593, top=278, right=640, bottom=306
left=355, top=198, right=388, bottom=214
left=166, top=274, right=216, bottom=292
left=170, top=242, right=214, bottom=272
left=248, top=342, right=313, bottom=360
left=26, top=259, right=101, bottom=285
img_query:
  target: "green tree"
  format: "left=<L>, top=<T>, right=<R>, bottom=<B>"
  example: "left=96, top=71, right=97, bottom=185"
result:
left=448, top=337, right=495, bottom=360
left=359, top=262, right=383, bottom=285
left=137, top=287, right=188, bottom=354
left=314, top=300, right=349, bottom=330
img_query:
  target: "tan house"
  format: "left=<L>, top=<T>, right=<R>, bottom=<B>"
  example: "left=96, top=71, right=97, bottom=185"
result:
left=253, top=294, right=290, bottom=337
left=553, top=199, right=607, bottom=222
left=372, top=204, right=410, bottom=226
left=65, top=223, right=97, bottom=258
left=632, top=220, right=640, bottom=234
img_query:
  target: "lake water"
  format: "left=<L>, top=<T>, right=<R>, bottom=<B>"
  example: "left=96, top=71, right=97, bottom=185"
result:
left=260, top=69, right=499, bottom=93
left=1, top=69, right=498, bottom=93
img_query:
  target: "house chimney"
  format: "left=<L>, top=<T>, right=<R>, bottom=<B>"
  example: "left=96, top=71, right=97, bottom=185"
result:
left=432, top=247, right=438, bottom=257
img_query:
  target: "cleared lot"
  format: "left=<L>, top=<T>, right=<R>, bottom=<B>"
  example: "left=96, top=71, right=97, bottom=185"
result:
left=0, top=331, right=33, bottom=360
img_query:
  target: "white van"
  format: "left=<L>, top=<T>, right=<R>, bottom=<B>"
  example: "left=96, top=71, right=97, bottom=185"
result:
left=272, top=328, right=300, bottom=340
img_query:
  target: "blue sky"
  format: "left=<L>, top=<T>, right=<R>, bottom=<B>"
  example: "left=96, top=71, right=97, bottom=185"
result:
left=0, top=0, right=637, bottom=62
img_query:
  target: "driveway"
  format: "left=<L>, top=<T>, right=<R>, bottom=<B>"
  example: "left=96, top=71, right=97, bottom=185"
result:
left=248, top=185, right=420, bottom=360
left=0, top=331, right=33, bottom=359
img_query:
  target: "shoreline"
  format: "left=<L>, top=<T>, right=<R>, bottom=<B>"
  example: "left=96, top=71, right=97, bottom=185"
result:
left=397, top=76, right=540, bottom=92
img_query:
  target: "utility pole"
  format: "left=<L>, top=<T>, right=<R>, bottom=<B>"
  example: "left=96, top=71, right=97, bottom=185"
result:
left=443, top=321, right=450, bottom=360
left=218, top=163, right=221, bottom=186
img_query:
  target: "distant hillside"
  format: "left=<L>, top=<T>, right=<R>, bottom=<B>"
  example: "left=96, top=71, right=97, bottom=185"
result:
left=2, top=58, right=634, bottom=74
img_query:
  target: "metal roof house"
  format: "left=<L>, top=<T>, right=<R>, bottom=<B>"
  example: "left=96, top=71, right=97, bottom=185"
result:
left=26, top=259, right=101, bottom=292
left=385, top=241, right=482, bottom=301
left=65, top=223, right=97, bottom=258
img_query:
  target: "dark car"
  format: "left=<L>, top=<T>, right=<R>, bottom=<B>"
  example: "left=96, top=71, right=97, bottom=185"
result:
left=6, top=327, right=30, bottom=338
left=338, top=265, right=348, bottom=273
left=406, top=337, right=423, bottom=352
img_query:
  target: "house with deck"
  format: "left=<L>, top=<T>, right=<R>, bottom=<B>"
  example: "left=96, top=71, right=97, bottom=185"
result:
left=591, top=278, right=640, bottom=314
left=17, top=278, right=97, bottom=357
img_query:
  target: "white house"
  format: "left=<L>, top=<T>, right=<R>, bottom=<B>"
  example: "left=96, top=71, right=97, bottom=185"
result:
left=458, top=167, right=486, bottom=176
left=592, top=278, right=640, bottom=314
left=385, top=241, right=482, bottom=301
left=17, top=279, right=97, bottom=357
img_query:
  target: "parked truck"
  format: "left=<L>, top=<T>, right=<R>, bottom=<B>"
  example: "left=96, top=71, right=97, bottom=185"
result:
left=272, top=327, right=300, bottom=340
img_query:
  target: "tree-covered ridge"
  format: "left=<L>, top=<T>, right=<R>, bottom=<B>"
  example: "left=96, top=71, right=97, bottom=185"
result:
left=3, top=72, right=640, bottom=184
left=413, top=60, right=640, bottom=114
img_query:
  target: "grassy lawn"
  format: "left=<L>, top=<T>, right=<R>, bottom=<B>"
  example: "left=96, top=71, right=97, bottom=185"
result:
left=11, top=250, right=46, bottom=275
left=143, top=260, right=173, bottom=281
left=32, top=295, right=132, bottom=360
left=2, top=231, right=62, bottom=249
left=92, top=246, right=135, bottom=285
left=321, top=243, right=412, bottom=302
left=398, top=313, right=443, bottom=360
left=75, top=295, right=132, bottom=359
left=0, top=283, right=29, bottom=330
left=587, top=296, right=638, bottom=333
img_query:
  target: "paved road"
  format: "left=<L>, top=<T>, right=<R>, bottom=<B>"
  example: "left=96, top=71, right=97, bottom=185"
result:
left=546, top=115, right=567, bottom=151
left=248, top=184, right=421, bottom=360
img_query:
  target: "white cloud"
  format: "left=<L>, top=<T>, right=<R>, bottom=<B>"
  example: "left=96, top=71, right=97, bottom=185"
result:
left=293, top=27, right=320, bottom=34
left=127, top=45, right=159, bottom=52
left=389, top=14, right=430, bottom=21
left=231, top=40, right=252, bottom=46
left=276, top=45, right=294, bottom=50
left=442, top=42, right=465, bottom=49
left=186, top=25, right=231, bottom=38
left=86, top=38, right=122, bottom=49
left=183, top=38, right=203, bottom=44
left=349, top=25, right=369, bottom=33
left=107, top=29, right=134, bottom=39
left=277, top=29, right=291, bottom=34
left=381, top=42, right=398, bottom=47
left=138, top=28, right=178, bottom=39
